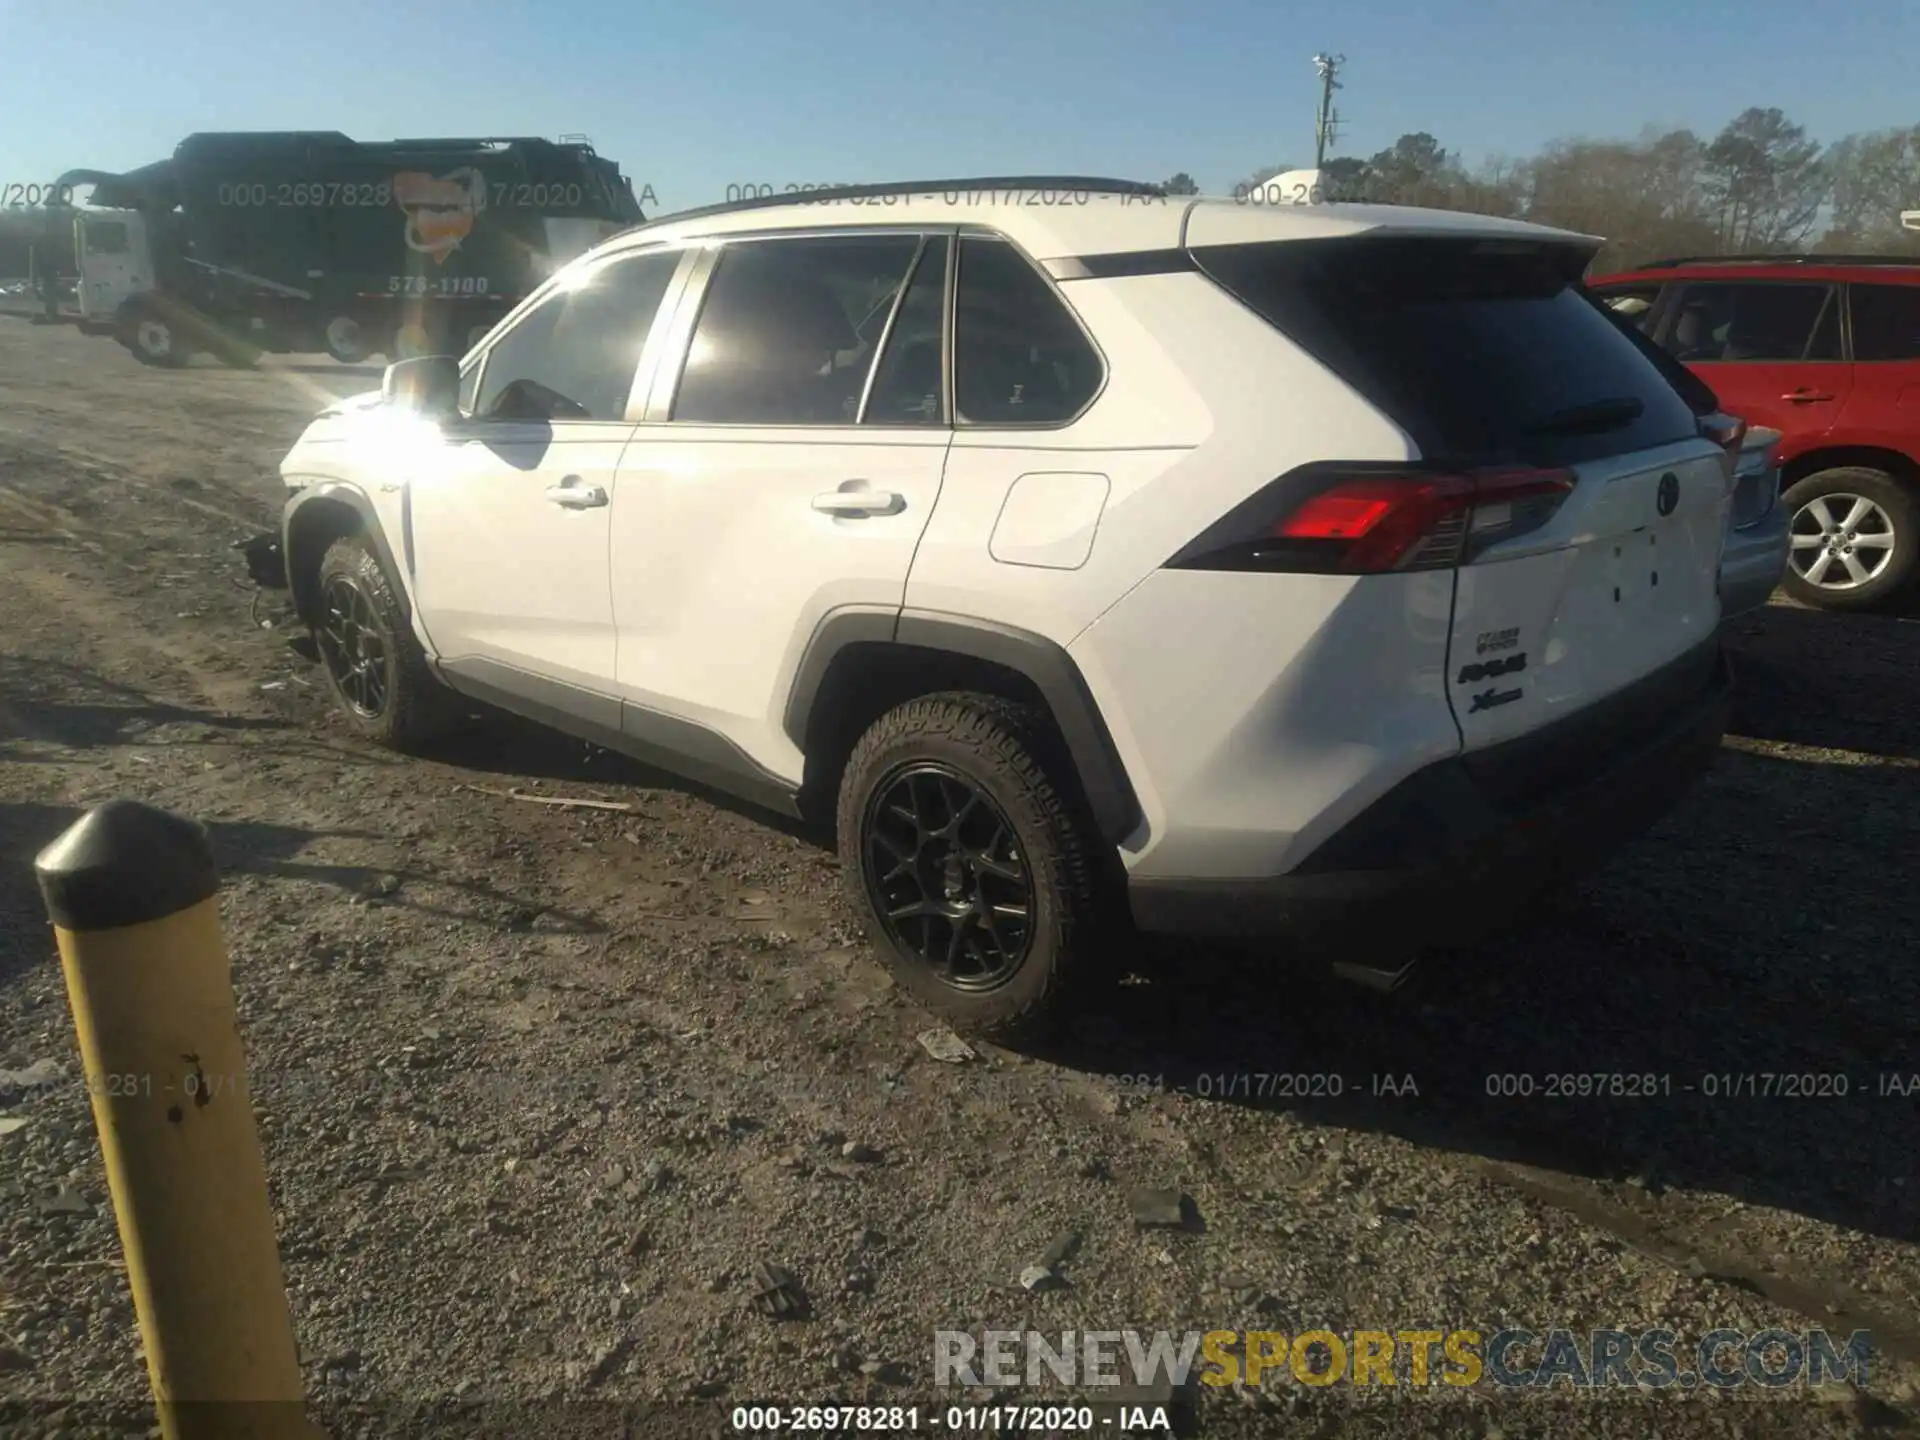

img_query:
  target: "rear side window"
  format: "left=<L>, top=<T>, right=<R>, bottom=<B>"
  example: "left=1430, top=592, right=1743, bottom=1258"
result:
left=1664, top=283, right=1841, bottom=363
left=954, top=236, right=1103, bottom=425
left=863, top=236, right=948, bottom=426
left=1194, top=237, right=1700, bottom=466
left=673, top=235, right=922, bottom=426
left=1592, top=284, right=1662, bottom=334
left=1849, top=283, right=1920, bottom=362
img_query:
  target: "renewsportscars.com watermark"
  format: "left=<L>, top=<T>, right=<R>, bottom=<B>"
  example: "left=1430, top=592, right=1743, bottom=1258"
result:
left=934, top=1326, right=1874, bottom=1391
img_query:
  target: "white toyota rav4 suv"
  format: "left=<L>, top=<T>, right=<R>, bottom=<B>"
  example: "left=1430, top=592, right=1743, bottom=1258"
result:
left=269, top=177, right=1738, bottom=1037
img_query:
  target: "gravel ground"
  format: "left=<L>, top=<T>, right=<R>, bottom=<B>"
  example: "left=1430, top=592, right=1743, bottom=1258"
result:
left=1, top=319, right=1917, bottom=1439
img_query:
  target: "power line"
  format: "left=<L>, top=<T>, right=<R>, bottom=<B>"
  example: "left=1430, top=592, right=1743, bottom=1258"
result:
left=1313, top=53, right=1345, bottom=169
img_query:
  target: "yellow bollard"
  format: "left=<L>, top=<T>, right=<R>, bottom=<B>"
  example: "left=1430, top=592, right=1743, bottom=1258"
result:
left=35, top=799, right=321, bottom=1440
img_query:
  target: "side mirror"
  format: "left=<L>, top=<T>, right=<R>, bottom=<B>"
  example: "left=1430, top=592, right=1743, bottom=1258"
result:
left=382, top=355, right=460, bottom=418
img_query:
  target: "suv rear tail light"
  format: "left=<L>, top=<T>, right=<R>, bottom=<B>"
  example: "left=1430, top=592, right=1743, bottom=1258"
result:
left=1174, top=465, right=1576, bottom=575
left=1701, top=414, right=1747, bottom=485
left=1701, top=415, right=1747, bottom=454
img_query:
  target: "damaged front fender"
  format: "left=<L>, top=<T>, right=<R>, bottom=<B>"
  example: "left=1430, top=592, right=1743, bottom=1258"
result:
left=235, top=530, right=287, bottom=589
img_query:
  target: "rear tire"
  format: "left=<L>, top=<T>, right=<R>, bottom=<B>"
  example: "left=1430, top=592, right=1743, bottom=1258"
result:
left=311, top=535, right=457, bottom=751
left=835, top=692, right=1109, bottom=1041
left=323, top=314, right=373, bottom=364
left=1779, top=467, right=1918, bottom=611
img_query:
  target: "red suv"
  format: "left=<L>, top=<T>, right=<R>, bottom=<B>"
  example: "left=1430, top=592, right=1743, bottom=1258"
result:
left=1589, top=255, right=1920, bottom=611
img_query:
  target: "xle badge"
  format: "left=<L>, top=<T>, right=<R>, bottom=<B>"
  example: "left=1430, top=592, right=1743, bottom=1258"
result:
left=1656, top=472, right=1680, bottom=517
left=1469, top=687, right=1523, bottom=713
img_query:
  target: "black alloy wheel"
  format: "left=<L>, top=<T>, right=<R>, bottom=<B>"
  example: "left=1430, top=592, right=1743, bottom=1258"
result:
left=316, top=572, right=392, bottom=719
left=860, top=761, right=1036, bottom=992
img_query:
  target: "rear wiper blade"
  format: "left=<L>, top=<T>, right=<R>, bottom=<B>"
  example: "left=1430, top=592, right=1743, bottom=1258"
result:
left=1522, top=396, right=1645, bottom=436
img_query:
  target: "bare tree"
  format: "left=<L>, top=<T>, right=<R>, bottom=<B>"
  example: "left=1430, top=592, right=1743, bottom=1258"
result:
left=1702, top=107, right=1828, bottom=252
left=1521, top=129, right=1719, bottom=270
left=1207, top=106, right=1920, bottom=270
left=1450, top=154, right=1529, bottom=218
left=1821, top=126, right=1920, bottom=253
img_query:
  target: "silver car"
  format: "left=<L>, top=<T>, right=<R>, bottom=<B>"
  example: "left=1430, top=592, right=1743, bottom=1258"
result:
left=1721, top=425, right=1789, bottom=618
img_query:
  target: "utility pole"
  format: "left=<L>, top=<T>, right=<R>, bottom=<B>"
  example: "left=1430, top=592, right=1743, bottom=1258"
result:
left=1313, top=54, right=1345, bottom=168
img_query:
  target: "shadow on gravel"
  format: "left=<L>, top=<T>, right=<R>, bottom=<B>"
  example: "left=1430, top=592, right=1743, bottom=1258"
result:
left=1036, top=738, right=1920, bottom=1257
left=427, top=707, right=822, bottom=846
left=0, top=802, right=357, bottom=986
left=0, top=798, right=608, bottom=992
left=0, top=655, right=400, bottom=772
left=1, top=799, right=605, bottom=959
left=0, top=654, right=289, bottom=757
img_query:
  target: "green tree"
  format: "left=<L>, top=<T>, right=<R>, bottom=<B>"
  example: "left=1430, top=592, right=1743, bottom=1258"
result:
left=1162, top=172, right=1200, bottom=196
left=1364, top=133, right=1461, bottom=206
left=1230, top=163, right=1290, bottom=198
left=1320, top=156, right=1375, bottom=201
left=1702, top=107, right=1828, bottom=251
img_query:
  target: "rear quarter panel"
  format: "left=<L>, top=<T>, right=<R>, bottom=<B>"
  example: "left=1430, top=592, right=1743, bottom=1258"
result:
left=901, top=269, right=1413, bottom=645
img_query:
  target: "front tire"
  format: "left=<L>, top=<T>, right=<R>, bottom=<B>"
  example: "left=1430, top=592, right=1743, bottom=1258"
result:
left=311, top=535, right=456, bottom=750
left=1780, top=467, right=1918, bottom=611
left=122, top=313, right=187, bottom=368
left=836, top=693, right=1107, bottom=1040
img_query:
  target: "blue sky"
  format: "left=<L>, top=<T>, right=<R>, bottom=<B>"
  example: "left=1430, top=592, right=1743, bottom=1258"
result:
left=2, top=0, right=1914, bottom=210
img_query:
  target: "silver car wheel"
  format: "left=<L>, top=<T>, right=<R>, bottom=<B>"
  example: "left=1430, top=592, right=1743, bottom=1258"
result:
left=1788, top=492, right=1897, bottom=591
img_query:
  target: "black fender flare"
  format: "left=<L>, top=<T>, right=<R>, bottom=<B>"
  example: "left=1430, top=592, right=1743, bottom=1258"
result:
left=783, top=608, right=1143, bottom=846
left=281, top=482, right=409, bottom=627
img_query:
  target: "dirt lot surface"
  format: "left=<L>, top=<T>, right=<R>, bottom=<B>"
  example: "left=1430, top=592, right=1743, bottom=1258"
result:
left=2, top=319, right=1918, bottom=1438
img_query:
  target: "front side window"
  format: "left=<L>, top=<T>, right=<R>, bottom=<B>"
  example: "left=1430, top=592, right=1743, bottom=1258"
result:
left=672, top=234, right=924, bottom=425
left=954, top=236, right=1104, bottom=425
left=471, top=248, right=679, bottom=422
left=1849, top=283, right=1920, bottom=362
left=1663, top=283, right=1839, bottom=363
left=84, top=221, right=130, bottom=255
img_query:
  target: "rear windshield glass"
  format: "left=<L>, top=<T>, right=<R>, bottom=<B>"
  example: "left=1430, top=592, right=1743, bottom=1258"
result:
left=1193, top=236, right=1701, bottom=466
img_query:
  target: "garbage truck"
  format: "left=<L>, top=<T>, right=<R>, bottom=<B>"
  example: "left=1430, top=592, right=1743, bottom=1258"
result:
left=56, top=131, right=646, bottom=367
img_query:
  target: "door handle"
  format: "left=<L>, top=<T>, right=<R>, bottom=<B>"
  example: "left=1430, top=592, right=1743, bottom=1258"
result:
left=1782, top=389, right=1835, bottom=403
left=545, top=482, right=608, bottom=509
left=811, top=487, right=904, bottom=517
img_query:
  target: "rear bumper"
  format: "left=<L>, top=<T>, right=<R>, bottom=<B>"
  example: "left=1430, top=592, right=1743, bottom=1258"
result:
left=1126, top=639, right=1733, bottom=948
left=1719, top=505, right=1789, bottom=619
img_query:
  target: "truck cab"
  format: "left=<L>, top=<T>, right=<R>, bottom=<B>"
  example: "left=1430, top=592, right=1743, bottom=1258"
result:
left=75, top=209, right=154, bottom=327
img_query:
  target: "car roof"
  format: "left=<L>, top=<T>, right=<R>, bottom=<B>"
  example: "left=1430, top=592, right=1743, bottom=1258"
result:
left=1594, top=256, right=1920, bottom=287
left=597, top=181, right=1596, bottom=264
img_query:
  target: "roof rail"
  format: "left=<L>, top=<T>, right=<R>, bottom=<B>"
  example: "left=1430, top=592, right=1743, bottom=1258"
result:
left=629, top=175, right=1169, bottom=235
left=385, top=136, right=566, bottom=150
left=1640, top=253, right=1920, bottom=269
